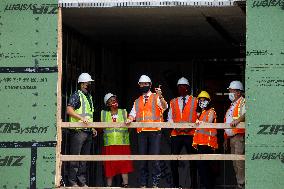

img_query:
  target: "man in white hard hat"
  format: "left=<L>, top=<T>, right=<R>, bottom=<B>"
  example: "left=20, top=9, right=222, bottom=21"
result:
left=66, top=73, right=97, bottom=187
left=125, top=74, right=168, bottom=188
left=224, top=81, right=245, bottom=189
left=167, top=77, right=198, bottom=188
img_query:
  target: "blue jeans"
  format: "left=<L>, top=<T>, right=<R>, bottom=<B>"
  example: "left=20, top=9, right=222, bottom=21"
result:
left=138, top=131, right=161, bottom=187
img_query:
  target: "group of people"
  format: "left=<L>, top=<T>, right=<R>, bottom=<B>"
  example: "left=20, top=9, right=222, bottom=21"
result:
left=66, top=73, right=245, bottom=189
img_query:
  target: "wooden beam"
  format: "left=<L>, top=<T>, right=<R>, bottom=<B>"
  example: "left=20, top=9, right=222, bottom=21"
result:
left=59, top=187, right=178, bottom=189
left=61, top=154, right=245, bottom=161
left=55, top=7, right=63, bottom=188
left=61, top=122, right=245, bottom=129
left=59, top=187, right=179, bottom=189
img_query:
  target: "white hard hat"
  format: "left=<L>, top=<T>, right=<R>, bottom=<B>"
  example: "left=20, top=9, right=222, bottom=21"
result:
left=138, top=75, right=151, bottom=83
left=78, top=73, right=94, bottom=83
left=177, top=77, right=189, bottom=86
left=228, top=81, right=244, bottom=91
left=104, top=93, right=116, bottom=105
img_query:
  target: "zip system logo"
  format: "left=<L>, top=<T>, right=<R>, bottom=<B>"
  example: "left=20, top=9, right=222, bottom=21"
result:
left=4, top=4, right=58, bottom=14
left=0, top=123, right=49, bottom=134
left=0, top=155, right=25, bottom=166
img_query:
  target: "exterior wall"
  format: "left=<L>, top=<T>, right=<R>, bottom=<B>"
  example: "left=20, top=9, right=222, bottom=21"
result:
left=0, top=0, right=284, bottom=188
left=246, top=1, right=284, bottom=189
left=0, top=0, right=58, bottom=188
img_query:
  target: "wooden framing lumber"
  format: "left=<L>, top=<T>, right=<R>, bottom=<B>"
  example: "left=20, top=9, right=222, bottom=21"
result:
left=61, top=154, right=245, bottom=161
left=61, top=122, right=245, bottom=129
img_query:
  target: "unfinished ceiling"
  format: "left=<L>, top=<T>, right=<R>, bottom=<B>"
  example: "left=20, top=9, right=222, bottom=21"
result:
left=62, top=6, right=245, bottom=58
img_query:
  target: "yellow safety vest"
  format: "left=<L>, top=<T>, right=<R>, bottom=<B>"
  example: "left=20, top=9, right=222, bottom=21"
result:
left=70, top=91, right=94, bottom=129
left=101, top=109, right=129, bottom=146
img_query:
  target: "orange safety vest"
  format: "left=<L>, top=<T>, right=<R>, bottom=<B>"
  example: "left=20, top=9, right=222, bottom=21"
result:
left=170, top=96, right=198, bottom=136
left=224, top=97, right=245, bottom=139
left=192, top=108, right=218, bottom=149
left=135, top=93, right=164, bottom=133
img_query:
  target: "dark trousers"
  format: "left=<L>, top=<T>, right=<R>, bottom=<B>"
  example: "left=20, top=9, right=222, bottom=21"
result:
left=197, top=145, right=215, bottom=189
left=138, top=131, right=161, bottom=187
left=171, top=135, right=197, bottom=188
left=68, top=130, right=93, bottom=186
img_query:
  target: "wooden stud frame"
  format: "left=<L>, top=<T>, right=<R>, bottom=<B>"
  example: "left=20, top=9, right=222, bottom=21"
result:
left=55, top=6, right=245, bottom=188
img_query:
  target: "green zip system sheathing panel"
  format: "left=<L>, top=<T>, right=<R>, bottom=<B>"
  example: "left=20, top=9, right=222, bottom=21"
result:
left=246, top=1, right=284, bottom=189
left=0, top=0, right=58, bottom=188
left=0, top=0, right=284, bottom=188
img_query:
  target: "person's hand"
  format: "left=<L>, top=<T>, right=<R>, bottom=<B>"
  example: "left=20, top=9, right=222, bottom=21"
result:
left=125, top=118, right=133, bottom=125
left=230, top=119, right=240, bottom=127
left=80, top=117, right=89, bottom=124
left=195, top=120, right=203, bottom=126
left=223, top=139, right=228, bottom=151
left=92, top=129, right=97, bottom=138
left=155, top=85, right=163, bottom=98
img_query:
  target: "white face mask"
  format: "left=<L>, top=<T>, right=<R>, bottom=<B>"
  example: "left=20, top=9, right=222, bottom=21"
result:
left=229, top=93, right=235, bottom=101
left=199, top=100, right=209, bottom=109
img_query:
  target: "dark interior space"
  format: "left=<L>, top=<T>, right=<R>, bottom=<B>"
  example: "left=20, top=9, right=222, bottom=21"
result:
left=60, top=6, right=245, bottom=188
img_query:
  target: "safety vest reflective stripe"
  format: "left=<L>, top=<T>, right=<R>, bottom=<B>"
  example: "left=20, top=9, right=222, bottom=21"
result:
left=170, top=96, right=197, bottom=136
left=135, top=94, right=160, bottom=121
left=224, top=97, right=245, bottom=137
left=195, top=129, right=217, bottom=136
left=101, top=109, right=129, bottom=146
left=171, top=96, right=196, bottom=122
left=122, top=108, right=127, bottom=121
left=78, top=90, right=93, bottom=117
left=70, top=91, right=94, bottom=127
left=136, top=116, right=161, bottom=121
left=233, top=97, right=245, bottom=120
left=201, top=110, right=210, bottom=121
left=193, top=108, right=218, bottom=149
left=135, top=93, right=163, bottom=132
left=103, top=129, right=128, bottom=134
left=189, top=97, right=195, bottom=122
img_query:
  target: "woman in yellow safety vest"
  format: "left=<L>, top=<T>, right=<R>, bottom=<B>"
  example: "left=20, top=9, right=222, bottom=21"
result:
left=101, top=93, right=133, bottom=187
left=193, top=91, right=218, bottom=189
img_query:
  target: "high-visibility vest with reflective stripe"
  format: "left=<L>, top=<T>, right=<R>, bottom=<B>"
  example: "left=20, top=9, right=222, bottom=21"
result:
left=224, top=97, right=245, bottom=138
left=70, top=90, right=94, bottom=125
left=170, top=96, right=198, bottom=136
left=135, top=93, right=163, bottom=133
left=101, top=109, right=129, bottom=146
left=192, top=108, right=218, bottom=149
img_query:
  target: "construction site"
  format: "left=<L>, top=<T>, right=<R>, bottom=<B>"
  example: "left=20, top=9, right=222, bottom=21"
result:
left=1, top=0, right=283, bottom=189
left=58, top=2, right=245, bottom=188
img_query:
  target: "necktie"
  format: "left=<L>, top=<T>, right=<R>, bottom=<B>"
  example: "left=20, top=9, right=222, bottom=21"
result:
left=182, top=97, right=186, bottom=111
left=144, top=95, right=149, bottom=105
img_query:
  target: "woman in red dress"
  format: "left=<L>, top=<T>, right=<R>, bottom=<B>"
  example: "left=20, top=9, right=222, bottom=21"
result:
left=101, top=93, right=134, bottom=187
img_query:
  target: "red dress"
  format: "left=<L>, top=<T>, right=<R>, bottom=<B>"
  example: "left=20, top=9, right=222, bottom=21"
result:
left=102, top=117, right=134, bottom=178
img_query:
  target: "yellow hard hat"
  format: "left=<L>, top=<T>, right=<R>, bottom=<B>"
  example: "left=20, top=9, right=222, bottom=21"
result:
left=197, top=91, right=211, bottom=100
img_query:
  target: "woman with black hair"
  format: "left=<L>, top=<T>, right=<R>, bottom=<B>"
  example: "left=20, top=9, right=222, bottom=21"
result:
left=193, top=91, right=218, bottom=189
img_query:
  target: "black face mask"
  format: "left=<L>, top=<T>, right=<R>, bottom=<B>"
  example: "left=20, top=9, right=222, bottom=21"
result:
left=140, top=86, right=150, bottom=94
left=86, top=84, right=94, bottom=93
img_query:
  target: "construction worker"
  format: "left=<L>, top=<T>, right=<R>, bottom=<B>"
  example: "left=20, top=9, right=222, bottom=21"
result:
left=167, top=77, right=198, bottom=188
left=66, top=73, right=97, bottom=187
left=224, top=81, right=245, bottom=189
left=101, top=93, right=133, bottom=188
left=125, top=75, right=168, bottom=188
left=193, top=91, right=218, bottom=189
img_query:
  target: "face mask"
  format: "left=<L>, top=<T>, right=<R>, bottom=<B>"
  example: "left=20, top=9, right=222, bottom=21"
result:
left=178, top=86, right=188, bottom=96
left=229, top=93, right=235, bottom=101
left=199, top=100, right=209, bottom=109
left=140, top=86, right=150, bottom=94
left=86, top=84, right=94, bottom=92
left=110, top=102, right=118, bottom=109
